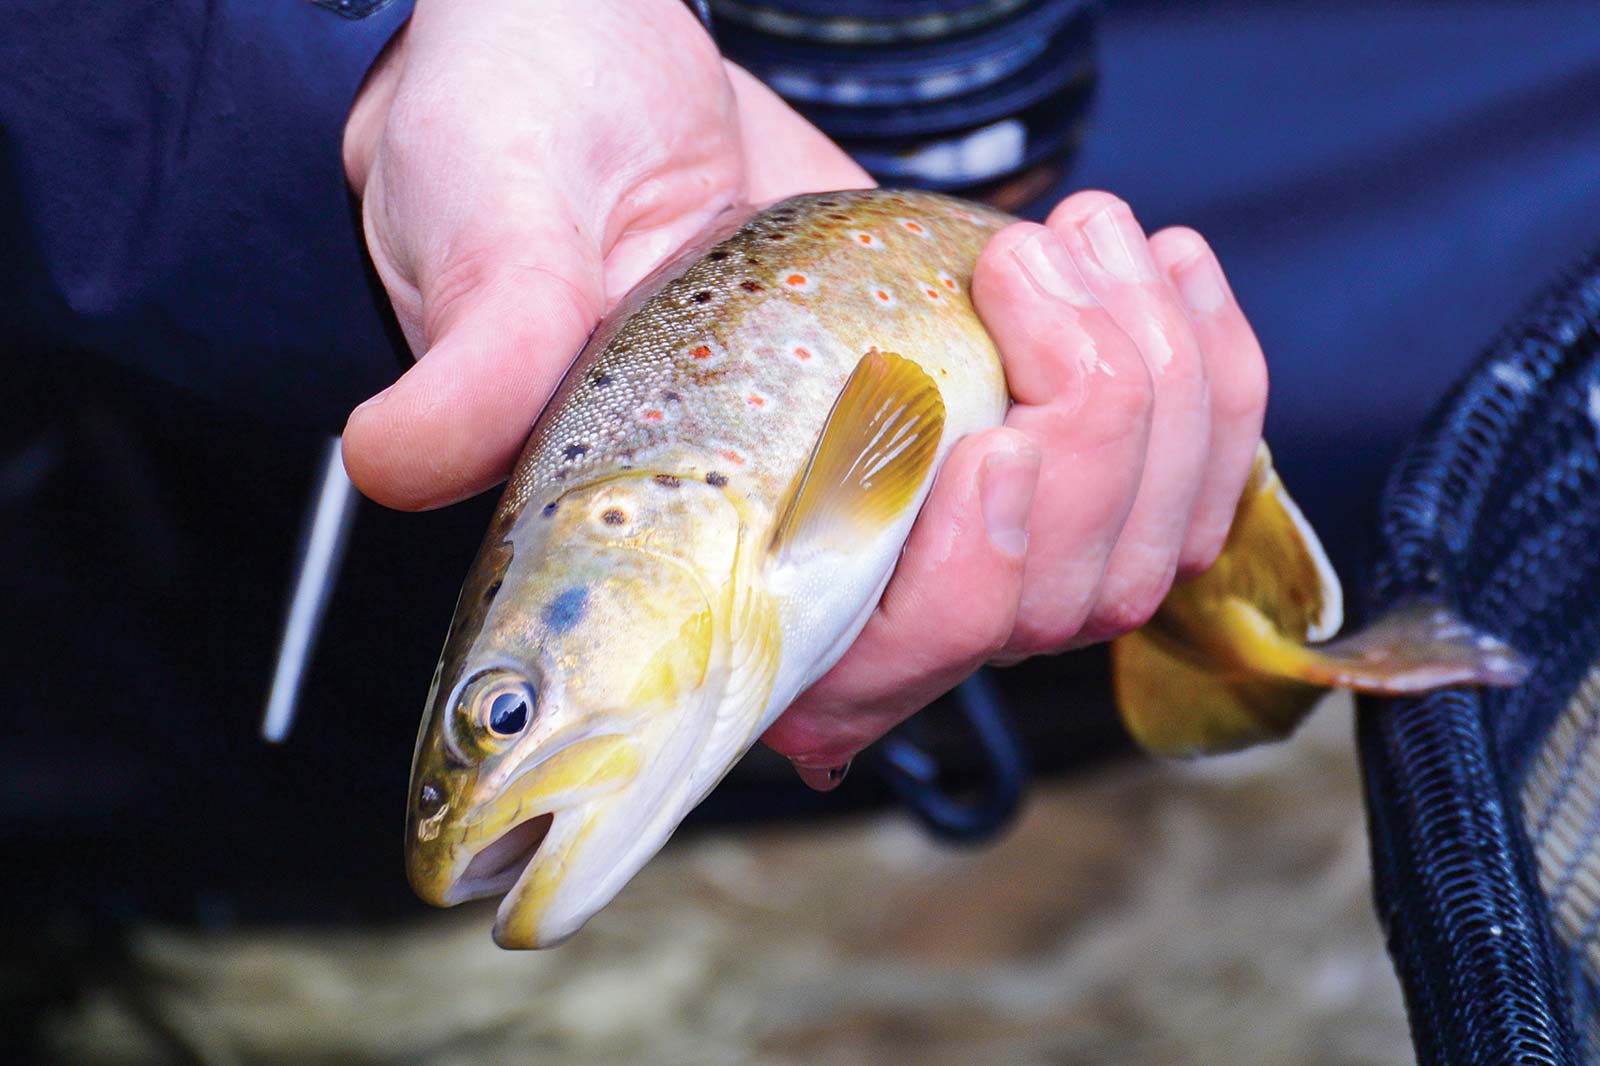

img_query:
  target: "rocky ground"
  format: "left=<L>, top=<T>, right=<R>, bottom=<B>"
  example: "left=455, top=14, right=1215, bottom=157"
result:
left=37, top=696, right=1414, bottom=1066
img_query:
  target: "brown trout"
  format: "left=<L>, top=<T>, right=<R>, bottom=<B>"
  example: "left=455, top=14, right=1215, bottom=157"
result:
left=406, top=189, right=1525, bottom=948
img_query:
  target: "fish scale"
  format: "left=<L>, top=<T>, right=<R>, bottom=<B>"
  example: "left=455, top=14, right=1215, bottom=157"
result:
left=505, top=189, right=1014, bottom=522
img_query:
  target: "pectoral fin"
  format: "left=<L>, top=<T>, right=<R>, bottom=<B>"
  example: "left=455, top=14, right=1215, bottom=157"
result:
left=1113, top=443, right=1529, bottom=757
left=771, top=349, right=945, bottom=560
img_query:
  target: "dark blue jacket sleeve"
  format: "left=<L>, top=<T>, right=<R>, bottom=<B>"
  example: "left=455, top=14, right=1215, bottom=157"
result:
left=0, top=0, right=414, bottom=430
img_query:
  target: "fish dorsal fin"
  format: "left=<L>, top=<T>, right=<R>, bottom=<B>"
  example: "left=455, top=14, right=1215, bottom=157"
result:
left=771, top=349, right=946, bottom=559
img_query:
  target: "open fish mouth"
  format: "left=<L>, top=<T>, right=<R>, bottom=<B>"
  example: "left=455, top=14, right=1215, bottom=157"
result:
left=452, top=812, right=555, bottom=901
left=411, top=732, right=642, bottom=910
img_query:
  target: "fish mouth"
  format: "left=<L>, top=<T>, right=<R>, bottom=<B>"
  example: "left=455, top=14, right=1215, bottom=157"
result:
left=452, top=812, right=554, bottom=901
left=410, top=732, right=641, bottom=911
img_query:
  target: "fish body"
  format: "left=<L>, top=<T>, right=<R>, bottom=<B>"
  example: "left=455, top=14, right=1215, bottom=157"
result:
left=407, top=190, right=1525, bottom=948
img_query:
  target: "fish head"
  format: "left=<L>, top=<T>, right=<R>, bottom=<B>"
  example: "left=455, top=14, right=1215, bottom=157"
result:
left=407, top=473, right=747, bottom=947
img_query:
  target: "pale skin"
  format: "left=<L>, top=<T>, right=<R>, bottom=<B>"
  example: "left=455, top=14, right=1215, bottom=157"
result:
left=341, top=0, right=1269, bottom=789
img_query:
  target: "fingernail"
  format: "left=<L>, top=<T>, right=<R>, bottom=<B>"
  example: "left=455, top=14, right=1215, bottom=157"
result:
left=1173, top=247, right=1228, bottom=316
left=792, top=759, right=851, bottom=792
left=1012, top=229, right=1098, bottom=306
left=980, top=441, right=1040, bottom=558
left=1080, top=203, right=1158, bottom=283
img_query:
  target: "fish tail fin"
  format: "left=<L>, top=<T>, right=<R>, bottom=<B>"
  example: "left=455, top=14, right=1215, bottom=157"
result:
left=1111, top=443, right=1529, bottom=757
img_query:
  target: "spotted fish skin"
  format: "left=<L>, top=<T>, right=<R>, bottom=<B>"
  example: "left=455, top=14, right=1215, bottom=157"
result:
left=504, top=189, right=1015, bottom=529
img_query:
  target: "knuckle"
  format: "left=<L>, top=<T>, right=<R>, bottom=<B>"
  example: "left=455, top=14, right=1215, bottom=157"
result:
left=1092, top=566, right=1176, bottom=638
left=1096, top=594, right=1163, bottom=639
left=1052, top=189, right=1129, bottom=222
left=1149, top=225, right=1208, bottom=263
left=1214, top=349, right=1270, bottom=422
left=930, top=603, right=1015, bottom=668
left=1177, top=522, right=1229, bottom=579
left=1005, top=617, right=1086, bottom=660
left=1102, top=348, right=1157, bottom=423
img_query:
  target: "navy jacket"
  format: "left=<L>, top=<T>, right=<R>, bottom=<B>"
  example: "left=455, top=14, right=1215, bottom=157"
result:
left=0, top=1, right=413, bottom=430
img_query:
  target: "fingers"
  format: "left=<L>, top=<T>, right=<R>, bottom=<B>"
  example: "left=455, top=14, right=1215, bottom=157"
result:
left=1148, top=227, right=1269, bottom=565
left=342, top=225, right=605, bottom=511
left=1044, top=192, right=1212, bottom=641
left=761, top=428, right=1040, bottom=778
left=970, top=223, right=1154, bottom=659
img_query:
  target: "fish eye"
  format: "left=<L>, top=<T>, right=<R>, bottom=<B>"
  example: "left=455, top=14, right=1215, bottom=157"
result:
left=459, top=671, right=538, bottom=742
left=449, top=670, right=541, bottom=758
left=488, top=691, right=529, bottom=736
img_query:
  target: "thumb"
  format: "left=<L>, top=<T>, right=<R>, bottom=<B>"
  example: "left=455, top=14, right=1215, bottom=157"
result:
left=342, top=238, right=605, bottom=511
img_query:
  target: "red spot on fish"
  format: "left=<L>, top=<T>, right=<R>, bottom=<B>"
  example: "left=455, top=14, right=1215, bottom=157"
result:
left=640, top=409, right=664, bottom=423
left=690, top=345, right=712, bottom=360
left=856, top=233, right=875, bottom=245
left=793, top=346, right=812, bottom=361
left=925, top=287, right=940, bottom=300
left=902, top=220, right=925, bottom=234
left=942, top=276, right=958, bottom=291
left=747, top=393, right=765, bottom=408
left=875, top=290, right=890, bottom=301
left=718, top=448, right=746, bottom=466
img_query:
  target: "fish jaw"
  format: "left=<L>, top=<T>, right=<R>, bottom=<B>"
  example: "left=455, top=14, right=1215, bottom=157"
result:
left=488, top=729, right=719, bottom=948
left=406, top=731, right=642, bottom=909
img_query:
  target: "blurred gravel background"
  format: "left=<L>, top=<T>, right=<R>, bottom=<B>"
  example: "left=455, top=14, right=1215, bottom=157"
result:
left=34, top=696, right=1414, bottom=1066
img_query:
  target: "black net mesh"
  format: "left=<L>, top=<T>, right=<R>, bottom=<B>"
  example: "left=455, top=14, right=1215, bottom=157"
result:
left=1359, top=247, right=1600, bottom=1064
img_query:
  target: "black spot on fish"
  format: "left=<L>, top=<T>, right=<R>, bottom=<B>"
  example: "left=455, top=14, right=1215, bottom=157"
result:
left=661, top=390, right=682, bottom=403
left=563, top=442, right=589, bottom=460
left=483, top=578, right=502, bottom=600
left=542, top=587, right=589, bottom=633
left=602, top=508, right=627, bottom=526
left=740, top=280, right=763, bottom=293
left=653, top=474, right=681, bottom=488
left=592, top=371, right=612, bottom=387
left=708, top=250, right=729, bottom=261
left=766, top=233, right=787, bottom=241
left=746, top=256, right=762, bottom=266
left=692, top=291, right=713, bottom=304
left=542, top=501, right=559, bottom=517
left=706, top=471, right=728, bottom=488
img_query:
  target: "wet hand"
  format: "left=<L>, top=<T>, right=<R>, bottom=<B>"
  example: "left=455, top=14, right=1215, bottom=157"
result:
left=763, top=193, right=1270, bottom=787
left=339, top=0, right=869, bottom=509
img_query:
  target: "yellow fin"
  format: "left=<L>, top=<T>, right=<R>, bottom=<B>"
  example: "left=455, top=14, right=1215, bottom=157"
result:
left=771, top=349, right=945, bottom=559
left=1113, top=443, right=1529, bottom=756
left=1112, top=623, right=1322, bottom=757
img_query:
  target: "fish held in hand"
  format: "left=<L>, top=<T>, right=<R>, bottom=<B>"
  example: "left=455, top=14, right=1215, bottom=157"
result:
left=406, top=190, right=1526, bottom=948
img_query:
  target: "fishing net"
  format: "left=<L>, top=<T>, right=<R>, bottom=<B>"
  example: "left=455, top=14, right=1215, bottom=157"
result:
left=1359, top=245, right=1600, bottom=1064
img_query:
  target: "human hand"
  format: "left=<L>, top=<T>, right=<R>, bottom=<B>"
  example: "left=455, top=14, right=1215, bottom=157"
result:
left=762, top=193, right=1269, bottom=788
left=339, top=0, right=870, bottom=509
left=337, top=6, right=1266, bottom=792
